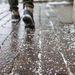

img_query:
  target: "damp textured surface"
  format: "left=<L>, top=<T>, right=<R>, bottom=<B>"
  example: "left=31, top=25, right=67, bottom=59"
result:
left=0, top=2, right=75, bottom=75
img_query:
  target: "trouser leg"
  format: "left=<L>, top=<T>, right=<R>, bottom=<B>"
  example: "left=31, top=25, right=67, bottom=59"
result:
left=23, top=0, right=34, bottom=8
left=8, top=0, right=18, bottom=11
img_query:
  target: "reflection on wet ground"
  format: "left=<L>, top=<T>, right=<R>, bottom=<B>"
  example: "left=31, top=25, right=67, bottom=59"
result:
left=0, top=3, right=75, bottom=75
left=10, top=28, right=38, bottom=75
left=10, top=23, right=19, bottom=52
left=24, top=28, right=35, bottom=44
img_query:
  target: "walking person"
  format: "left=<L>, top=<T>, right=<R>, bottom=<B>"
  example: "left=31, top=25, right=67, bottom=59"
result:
left=8, top=0, right=34, bottom=26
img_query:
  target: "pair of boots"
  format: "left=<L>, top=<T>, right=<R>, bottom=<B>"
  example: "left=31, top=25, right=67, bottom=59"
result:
left=11, top=4, right=34, bottom=27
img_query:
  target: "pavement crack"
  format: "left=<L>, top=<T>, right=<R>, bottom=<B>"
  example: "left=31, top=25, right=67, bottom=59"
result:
left=37, top=6, right=43, bottom=75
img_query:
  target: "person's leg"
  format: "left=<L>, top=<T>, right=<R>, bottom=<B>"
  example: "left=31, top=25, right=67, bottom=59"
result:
left=23, top=0, right=34, bottom=27
left=23, top=0, right=34, bottom=9
left=8, top=0, right=18, bottom=11
left=8, top=0, right=20, bottom=22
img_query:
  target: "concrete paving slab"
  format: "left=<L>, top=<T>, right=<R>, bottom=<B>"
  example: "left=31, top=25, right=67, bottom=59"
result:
left=51, top=5, right=73, bottom=23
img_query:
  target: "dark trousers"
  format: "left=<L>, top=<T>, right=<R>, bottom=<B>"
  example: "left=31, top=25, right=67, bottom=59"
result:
left=8, top=0, right=34, bottom=11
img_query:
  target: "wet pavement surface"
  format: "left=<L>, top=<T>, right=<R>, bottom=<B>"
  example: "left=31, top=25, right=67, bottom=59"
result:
left=0, top=3, right=75, bottom=75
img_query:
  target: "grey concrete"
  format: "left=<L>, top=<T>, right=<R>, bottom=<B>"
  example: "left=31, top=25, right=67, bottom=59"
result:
left=52, top=5, right=73, bottom=23
left=0, top=0, right=8, bottom=3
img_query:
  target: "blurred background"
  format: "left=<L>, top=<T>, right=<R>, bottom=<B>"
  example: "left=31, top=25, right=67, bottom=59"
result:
left=48, top=0, right=73, bottom=2
left=0, top=0, right=74, bottom=23
left=0, top=0, right=73, bottom=4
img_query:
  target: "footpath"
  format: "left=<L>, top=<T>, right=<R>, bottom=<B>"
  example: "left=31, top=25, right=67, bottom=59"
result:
left=0, top=3, right=75, bottom=75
